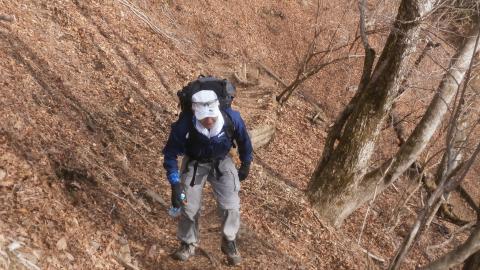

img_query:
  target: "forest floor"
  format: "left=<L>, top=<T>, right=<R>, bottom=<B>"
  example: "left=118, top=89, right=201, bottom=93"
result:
left=0, top=0, right=478, bottom=269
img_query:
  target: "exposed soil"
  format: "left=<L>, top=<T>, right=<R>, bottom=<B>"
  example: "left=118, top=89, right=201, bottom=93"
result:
left=0, top=0, right=478, bottom=269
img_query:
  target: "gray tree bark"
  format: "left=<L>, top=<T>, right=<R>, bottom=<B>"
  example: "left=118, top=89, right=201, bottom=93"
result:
left=307, top=0, right=436, bottom=227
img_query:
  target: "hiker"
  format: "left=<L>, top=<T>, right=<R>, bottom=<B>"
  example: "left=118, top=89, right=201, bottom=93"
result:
left=162, top=76, right=253, bottom=265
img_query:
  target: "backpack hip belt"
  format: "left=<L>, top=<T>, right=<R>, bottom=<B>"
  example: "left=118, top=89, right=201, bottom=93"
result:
left=186, top=157, right=225, bottom=187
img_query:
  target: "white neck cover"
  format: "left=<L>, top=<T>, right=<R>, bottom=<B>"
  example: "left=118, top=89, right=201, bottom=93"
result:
left=194, top=113, right=225, bottom=139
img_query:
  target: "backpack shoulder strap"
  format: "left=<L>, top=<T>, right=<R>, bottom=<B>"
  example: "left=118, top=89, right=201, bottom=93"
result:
left=185, top=113, right=195, bottom=139
left=221, top=110, right=236, bottom=147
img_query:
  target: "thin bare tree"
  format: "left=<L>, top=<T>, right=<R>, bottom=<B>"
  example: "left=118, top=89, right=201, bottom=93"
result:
left=275, top=0, right=386, bottom=105
left=422, top=155, right=480, bottom=270
left=387, top=24, right=480, bottom=268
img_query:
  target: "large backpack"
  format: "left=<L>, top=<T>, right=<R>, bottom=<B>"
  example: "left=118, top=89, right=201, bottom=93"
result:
left=177, top=75, right=236, bottom=113
left=177, top=75, right=236, bottom=141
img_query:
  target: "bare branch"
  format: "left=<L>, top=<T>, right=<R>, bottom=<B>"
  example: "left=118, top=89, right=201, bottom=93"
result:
left=358, top=0, right=371, bottom=50
left=420, top=223, right=480, bottom=270
left=425, top=221, right=476, bottom=256
left=360, top=247, right=386, bottom=263
left=311, top=27, right=389, bottom=57
left=445, top=141, right=480, bottom=194
left=357, top=0, right=376, bottom=92
left=457, top=185, right=480, bottom=215
left=387, top=21, right=480, bottom=270
left=366, top=18, right=480, bottom=191
left=276, top=5, right=360, bottom=105
left=277, top=55, right=363, bottom=104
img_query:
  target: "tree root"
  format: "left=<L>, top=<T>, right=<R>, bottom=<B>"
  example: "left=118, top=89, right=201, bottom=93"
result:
left=196, top=247, right=219, bottom=269
left=439, top=203, right=469, bottom=226
left=423, top=177, right=471, bottom=226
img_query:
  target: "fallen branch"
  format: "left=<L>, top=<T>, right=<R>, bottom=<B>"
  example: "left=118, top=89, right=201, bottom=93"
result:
left=249, top=125, right=275, bottom=150
left=360, top=247, right=385, bottom=263
left=113, top=254, right=140, bottom=270
left=233, top=72, right=258, bottom=87
left=0, top=14, right=15, bottom=22
left=108, top=191, right=152, bottom=226
left=311, top=110, right=326, bottom=123
left=297, top=89, right=328, bottom=121
left=256, top=61, right=288, bottom=87
left=196, top=247, right=219, bottom=268
left=143, top=188, right=168, bottom=208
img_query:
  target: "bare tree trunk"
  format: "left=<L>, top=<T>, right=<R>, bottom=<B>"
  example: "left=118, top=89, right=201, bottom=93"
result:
left=310, top=17, right=480, bottom=227
left=427, top=112, right=469, bottom=226
left=463, top=251, right=480, bottom=270
left=421, top=224, right=480, bottom=270
left=307, top=0, right=435, bottom=227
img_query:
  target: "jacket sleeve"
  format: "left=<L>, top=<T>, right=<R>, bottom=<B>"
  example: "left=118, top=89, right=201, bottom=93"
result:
left=227, top=109, right=253, bottom=165
left=162, top=113, right=190, bottom=176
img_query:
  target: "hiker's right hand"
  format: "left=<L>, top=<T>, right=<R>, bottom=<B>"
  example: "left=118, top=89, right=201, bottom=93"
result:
left=171, top=183, right=183, bottom=208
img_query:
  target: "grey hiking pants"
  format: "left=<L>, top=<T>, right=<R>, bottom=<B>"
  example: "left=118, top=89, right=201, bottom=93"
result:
left=177, top=155, right=241, bottom=245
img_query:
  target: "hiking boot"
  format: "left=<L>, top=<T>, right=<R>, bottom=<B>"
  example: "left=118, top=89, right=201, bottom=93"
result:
left=172, top=242, right=195, bottom=261
left=221, top=237, right=241, bottom=266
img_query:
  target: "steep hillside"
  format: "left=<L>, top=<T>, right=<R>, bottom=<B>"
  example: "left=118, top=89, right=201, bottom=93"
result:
left=0, top=1, right=476, bottom=269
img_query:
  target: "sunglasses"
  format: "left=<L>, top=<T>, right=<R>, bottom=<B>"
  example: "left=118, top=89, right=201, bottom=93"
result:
left=192, top=99, right=219, bottom=108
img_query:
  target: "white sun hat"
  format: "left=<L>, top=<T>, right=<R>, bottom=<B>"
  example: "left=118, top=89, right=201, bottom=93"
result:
left=191, top=90, right=221, bottom=120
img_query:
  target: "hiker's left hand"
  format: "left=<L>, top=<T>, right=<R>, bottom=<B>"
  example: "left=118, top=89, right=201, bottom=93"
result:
left=238, top=163, right=250, bottom=181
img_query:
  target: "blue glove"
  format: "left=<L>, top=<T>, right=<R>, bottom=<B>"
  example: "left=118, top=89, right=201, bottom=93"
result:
left=167, top=171, right=180, bottom=185
left=168, top=171, right=184, bottom=209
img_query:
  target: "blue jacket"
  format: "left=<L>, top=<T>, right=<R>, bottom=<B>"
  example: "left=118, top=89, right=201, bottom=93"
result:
left=162, top=108, right=253, bottom=176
